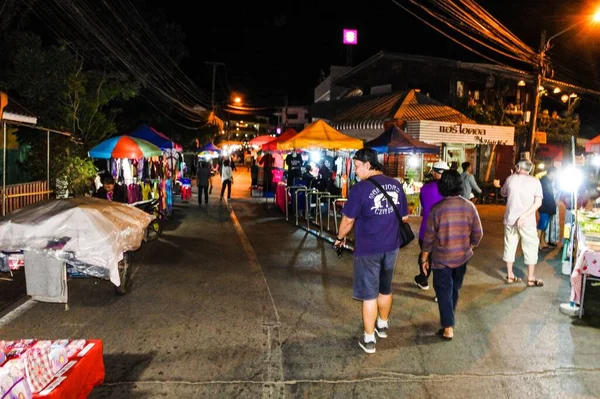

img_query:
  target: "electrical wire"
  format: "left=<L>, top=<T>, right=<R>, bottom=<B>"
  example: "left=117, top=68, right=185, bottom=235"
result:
left=28, top=0, right=212, bottom=125
left=388, top=0, right=510, bottom=66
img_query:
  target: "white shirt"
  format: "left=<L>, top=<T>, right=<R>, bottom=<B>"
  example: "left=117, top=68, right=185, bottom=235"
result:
left=501, top=173, right=543, bottom=227
left=221, top=166, right=233, bottom=183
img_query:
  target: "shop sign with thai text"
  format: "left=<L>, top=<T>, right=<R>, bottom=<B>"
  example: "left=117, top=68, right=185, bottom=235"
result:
left=405, top=120, right=515, bottom=146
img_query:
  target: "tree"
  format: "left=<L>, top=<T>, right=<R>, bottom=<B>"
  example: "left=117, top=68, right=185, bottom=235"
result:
left=0, top=31, right=138, bottom=185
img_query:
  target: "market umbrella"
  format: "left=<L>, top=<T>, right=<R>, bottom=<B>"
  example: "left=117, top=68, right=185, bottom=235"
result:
left=88, top=135, right=163, bottom=159
left=128, top=124, right=182, bottom=151
left=262, top=128, right=297, bottom=151
left=277, top=119, right=363, bottom=150
left=366, top=125, right=438, bottom=154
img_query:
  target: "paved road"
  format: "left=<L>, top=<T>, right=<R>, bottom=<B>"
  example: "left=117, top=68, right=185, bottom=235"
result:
left=1, top=169, right=599, bottom=398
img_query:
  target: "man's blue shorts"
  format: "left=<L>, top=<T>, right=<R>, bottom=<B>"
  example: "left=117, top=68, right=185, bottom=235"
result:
left=537, top=212, right=551, bottom=231
left=353, top=249, right=399, bottom=301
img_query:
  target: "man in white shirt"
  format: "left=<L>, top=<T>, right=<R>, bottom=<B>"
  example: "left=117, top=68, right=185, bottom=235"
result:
left=500, top=160, right=544, bottom=286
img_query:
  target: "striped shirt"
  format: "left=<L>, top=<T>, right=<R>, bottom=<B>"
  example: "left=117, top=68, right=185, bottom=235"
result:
left=422, top=195, right=483, bottom=269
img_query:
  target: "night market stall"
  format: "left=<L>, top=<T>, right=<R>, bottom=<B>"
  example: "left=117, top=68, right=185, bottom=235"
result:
left=88, top=135, right=173, bottom=215
left=277, top=119, right=363, bottom=238
left=1, top=338, right=105, bottom=398
left=366, top=125, right=440, bottom=215
left=128, top=125, right=186, bottom=203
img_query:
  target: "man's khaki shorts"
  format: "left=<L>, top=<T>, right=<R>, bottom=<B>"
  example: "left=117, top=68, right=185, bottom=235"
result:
left=503, top=224, right=539, bottom=265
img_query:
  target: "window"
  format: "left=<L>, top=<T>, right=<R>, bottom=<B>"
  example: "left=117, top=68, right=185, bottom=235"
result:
left=456, top=81, right=464, bottom=98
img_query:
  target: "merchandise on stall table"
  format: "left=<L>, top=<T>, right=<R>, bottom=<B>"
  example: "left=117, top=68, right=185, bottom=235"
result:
left=24, top=346, right=54, bottom=393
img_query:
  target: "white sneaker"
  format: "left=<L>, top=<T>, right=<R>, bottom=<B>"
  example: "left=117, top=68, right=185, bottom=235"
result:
left=358, top=335, right=376, bottom=354
left=559, top=303, right=581, bottom=317
left=375, top=324, right=388, bottom=339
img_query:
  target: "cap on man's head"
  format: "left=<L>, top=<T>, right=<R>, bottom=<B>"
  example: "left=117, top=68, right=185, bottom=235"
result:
left=432, top=161, right=450, bottom=174
left=353, top=148, right=383, bottom=171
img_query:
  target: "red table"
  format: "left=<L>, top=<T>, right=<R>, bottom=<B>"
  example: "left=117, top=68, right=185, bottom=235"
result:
left=33, top=339, right=104, bottom=399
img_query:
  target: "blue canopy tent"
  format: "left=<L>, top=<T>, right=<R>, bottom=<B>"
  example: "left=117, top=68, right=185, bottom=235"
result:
left=366, top=125, right=438, bottom=154
left=128, top=124, right=182, bottom=151
left=199, top=143, right=221, bottom=153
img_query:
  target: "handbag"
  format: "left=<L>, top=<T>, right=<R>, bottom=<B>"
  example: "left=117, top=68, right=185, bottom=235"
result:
left=366, top=177, right=415, bottom=248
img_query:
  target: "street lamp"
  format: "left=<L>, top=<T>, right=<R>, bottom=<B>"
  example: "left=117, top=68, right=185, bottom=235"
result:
left=529, top=9, right=600, bottom=154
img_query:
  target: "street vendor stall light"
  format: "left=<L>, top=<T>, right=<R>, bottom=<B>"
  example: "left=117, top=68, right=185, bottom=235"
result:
left=517, top=80, right=526, bottom=86
left=538, top=162, right=545, bottom=170
left=561, top=94, right=570, bottom=103
left=310, top=151, right=321, bottom=163
left=234, top=97, right=241, bottom=104
left=559, top=165, right=584, bottom=193
left=408, top=154, right=419, bottom=168
left=553, top=87, right=562, bottom=94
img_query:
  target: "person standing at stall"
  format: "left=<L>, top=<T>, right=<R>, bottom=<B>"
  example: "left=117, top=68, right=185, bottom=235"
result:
left=333, top=148, right=408, bottom=354
left=196, top=161, right=210, bottom=205
left=501, top=159, right=543, bottom=286
left=220, top=159, right=234, bottom=201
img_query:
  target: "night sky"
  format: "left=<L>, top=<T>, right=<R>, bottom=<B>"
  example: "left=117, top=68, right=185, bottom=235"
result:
left=154, top=0, right=600, bottom=106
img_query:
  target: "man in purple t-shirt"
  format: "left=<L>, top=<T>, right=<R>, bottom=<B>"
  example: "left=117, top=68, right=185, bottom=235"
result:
left=414, top=161, right=449, bottom=290
left=333, top=148, right=408, bottom=354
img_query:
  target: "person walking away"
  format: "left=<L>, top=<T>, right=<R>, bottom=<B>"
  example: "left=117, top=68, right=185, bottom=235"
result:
left=250, top=158, right=259, bottom=187
left=460, top=162, right=482, bottom=201
left=196, top=161, right=210, bottom=205
left=333, top=148, right=409, bottom=354
left=414, top=161, right=450, bottom=291
left=501, top=160, right=544, bottom=286
left=220, top=160, right=233, bottom=201
left=538, top=166, right=557, bottom=250
left=421, top=170, right=483, bottom=340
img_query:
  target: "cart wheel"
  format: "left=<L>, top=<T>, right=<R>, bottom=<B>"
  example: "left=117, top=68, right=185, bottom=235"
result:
left=115, top=252, right=132, bottom=295
left=146, top=218, right=162, bottom=241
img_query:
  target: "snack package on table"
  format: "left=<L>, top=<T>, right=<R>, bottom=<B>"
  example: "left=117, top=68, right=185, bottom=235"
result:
left=24, top=346, right=54, bottom=393
left=0, top=357, right=32, bottom=399
left=65, top=340, right=87, bottom=358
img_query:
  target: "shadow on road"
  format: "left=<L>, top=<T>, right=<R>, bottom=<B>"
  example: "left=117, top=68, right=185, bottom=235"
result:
left=90, top=352, right=156, bottom=399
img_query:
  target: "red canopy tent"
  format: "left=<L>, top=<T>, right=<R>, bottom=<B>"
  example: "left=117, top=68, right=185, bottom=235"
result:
left=585, top=134, right=600, bottom=153
left=262, top=128, right=297, bottom=151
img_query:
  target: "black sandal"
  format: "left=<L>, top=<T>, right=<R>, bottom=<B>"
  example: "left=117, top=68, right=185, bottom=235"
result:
left=527, top=279, right=544, bottom=287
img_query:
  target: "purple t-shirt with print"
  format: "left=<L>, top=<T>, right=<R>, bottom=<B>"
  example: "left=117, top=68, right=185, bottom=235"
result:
left=342, top=174, right=408, bottom=256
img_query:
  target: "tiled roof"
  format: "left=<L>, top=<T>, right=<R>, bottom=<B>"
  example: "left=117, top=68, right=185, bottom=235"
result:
left=310, top=90, right=474, bottom=140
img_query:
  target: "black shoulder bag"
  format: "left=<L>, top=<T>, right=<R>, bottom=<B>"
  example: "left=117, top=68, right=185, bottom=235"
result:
left=366, top=177, right=415, bottom=248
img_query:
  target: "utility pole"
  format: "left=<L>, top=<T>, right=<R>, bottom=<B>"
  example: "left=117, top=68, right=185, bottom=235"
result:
left=528, top=30, right=547, bottom=158
left=283, top=95, right=288, bottom=128
left=205, top=61, right=225, bottom=109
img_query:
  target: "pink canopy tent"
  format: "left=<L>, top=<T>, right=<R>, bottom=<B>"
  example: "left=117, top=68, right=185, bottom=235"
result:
left=262, top=128, right=297, bottom=151
left=248, top=135, right=276, bottom=147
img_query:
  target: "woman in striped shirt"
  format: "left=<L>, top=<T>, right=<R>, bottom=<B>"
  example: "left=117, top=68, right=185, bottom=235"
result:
left=421, top=169, right=483, bottom=340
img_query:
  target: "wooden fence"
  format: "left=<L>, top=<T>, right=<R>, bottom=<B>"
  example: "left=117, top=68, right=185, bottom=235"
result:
left=1, top=181, right=52, bottom=215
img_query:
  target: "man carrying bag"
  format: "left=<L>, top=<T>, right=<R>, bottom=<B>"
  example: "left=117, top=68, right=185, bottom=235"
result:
left=333, top=148, right=409, bottom=354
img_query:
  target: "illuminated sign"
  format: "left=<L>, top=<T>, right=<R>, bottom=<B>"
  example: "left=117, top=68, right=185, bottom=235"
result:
left=343, top=29, right=358, bottom=45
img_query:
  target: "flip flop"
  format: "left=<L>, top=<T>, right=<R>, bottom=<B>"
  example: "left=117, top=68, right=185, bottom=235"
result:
left=435, top=328, right=453, bottom=341
left=505, top=276, right=522, bottom=284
